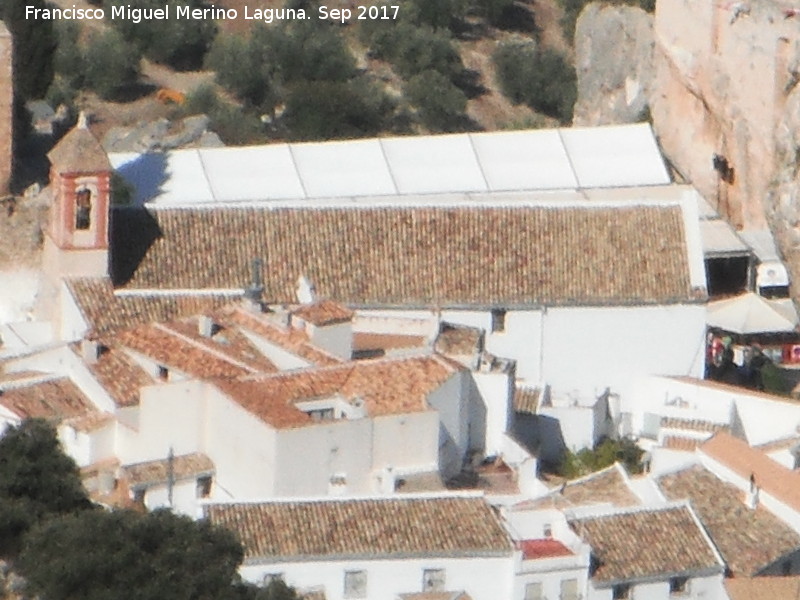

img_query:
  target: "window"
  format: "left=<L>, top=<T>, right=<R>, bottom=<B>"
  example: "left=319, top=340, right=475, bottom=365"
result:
left=132, top=488, right=146, bottom=506
left=491, top=309, right=506, bottom=333
left=543, top=522, right=552, bottom=538
left=669, top=577, right=689, bottom=596
left=612, top=584, right=630, bottom=600
left=524, top=582, right=543, bottom=600
left=422, top=569, right=445, bottom=592
left=196, top=476, right=212, bottom=499
left=561, top=578, right=579, bottom=600
left=344, top=570, right=367, bottom=599
left=309, top=408, right=335, bottom=422
left=158, top=365, right=169, bottom=381
left=75, top=188, right=91, bottom=230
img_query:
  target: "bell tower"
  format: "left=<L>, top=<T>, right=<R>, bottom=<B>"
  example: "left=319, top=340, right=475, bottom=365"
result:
left=42, top=113, right=112, bottom=279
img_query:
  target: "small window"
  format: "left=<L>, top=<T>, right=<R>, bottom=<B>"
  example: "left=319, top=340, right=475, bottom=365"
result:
left=491, top=309, right=506, bottom=333
left=132, top=488, right=146, bottom=506
left=75, top=188, right=92, bottom=230
left=262, top=573, right=284, bottom=586
left=612, top=584, right=631, bottom=600
left=669, top=577, right=688, bottom=596
left=422, top=569, right=445, bottom=592
left=561, top=578, right=579, bottom=600
left=344, top=570, right=367, bottom=599
left=310, top=408, right=335, bottom=422
left=543, top=523, right=552, bottom=538
left=158, top=365, right=169, bottom=381
left=524, top=582, right=543, bottom=600
left=196, top=476, right=212, bottom=499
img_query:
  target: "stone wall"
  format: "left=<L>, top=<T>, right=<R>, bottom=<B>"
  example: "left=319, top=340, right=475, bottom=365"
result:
left=0, top=22, right=12, bottom=196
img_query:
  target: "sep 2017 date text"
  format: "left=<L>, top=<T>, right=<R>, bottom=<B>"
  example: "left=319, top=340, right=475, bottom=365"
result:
left=319, top=5, right=400, bottom=22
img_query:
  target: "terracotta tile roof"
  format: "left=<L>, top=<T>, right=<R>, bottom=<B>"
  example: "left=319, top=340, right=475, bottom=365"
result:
left=66, top=278, right=234, bottom=335
left=63, top=411, right=115, bottom=432
left=214, top=354, right=461, bottom=429
left=220, top=307, right=342, bottom=367
left=755, top=435, right=800, bottom=453
left=660, top=417, right=730, bottom=433
left=725, top=576, right=800, bottom=600
left=163, top=318, right=278, bottom=372
left=204, top=495, right=513, bottom=560
left=47, top=122, right=111, bottom=173
left=113, top=205, right=696, bottom=307
left=514, top=386, right=541, bottom=414
left=701, top=432, right=800, bottom=514
left=352, top=332, right=427, bottom=354
left=112, top=322, right=265, bottom=379
left=657, top=465, right=800, bottom=576
left=520, top=464, right=640, bottom=510
left=71, top=344, right=152, bottom=408
left=662, top=435, right=703, bottom=451
left=291, top=300, right=353, bottom=326
left=570, top=505, right=722, bottom=583
left=0, top=377, right=97, bottom=421
left=434, top=322, right=483, bottom=357
left=122, top=452, right=214, bottom=487
left=519, top=539, right=574, bottom=560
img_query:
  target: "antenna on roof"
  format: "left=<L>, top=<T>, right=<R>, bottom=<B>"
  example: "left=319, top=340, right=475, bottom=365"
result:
left=244, top=258, right=265, bottom=310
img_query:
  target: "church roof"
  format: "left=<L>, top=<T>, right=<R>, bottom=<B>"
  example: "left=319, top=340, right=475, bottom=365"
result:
left=111, top=203, right=699, bottom=308
left=48, top=118, right=111, bottom=174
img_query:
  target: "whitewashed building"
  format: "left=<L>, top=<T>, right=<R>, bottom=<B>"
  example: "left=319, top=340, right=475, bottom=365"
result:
left=204, top=494, right=515, bottom=600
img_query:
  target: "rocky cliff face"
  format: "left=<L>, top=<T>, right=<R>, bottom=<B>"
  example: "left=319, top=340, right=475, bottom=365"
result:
left=575, top=0, right=800, bottom=290
left=573, top=4, right=655, bottom=126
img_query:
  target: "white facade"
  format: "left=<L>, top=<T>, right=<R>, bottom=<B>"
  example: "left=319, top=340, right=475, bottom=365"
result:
left=363, top=304, right=706, bottom=399
left=239, top=554, right=514, bottom=600
left=587, top=575, right=727, bottom=600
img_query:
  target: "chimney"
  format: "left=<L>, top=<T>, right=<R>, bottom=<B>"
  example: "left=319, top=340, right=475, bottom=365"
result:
left=198, top=315, right=214, bottom=338
left=81, top=338, right=101, bottom=364
left=746, top=473, right=759, bottom=510
left=243, top=257, right=265, bottom=312
left=296, top=274, right=317, bottom=304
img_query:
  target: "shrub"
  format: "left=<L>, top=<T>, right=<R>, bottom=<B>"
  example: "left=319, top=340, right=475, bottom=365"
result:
left=405, top=69, right=468, bottom=132
left=405, top=0, right=466, bottom=30
left=493, top=41, right=576, bottom=124
left=284, top=79, right=391, bottom=140
left=559, top=438, right=644, bottom=479
left=83, top=29, right=140, bottom=100
left=368, top=22, right=464, bottom=83
left=105, top=0, right=216, bottom=70
left=182, top=84, right=265, bottom=145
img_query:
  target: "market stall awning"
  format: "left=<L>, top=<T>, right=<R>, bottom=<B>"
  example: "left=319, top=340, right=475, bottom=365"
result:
left=707, top=292, right=799, bottom=334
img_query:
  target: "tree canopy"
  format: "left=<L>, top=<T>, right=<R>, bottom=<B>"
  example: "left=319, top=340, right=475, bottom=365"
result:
left=19, top=508, right=244, bottom=600
left=0, top=419, right=91, bottom=556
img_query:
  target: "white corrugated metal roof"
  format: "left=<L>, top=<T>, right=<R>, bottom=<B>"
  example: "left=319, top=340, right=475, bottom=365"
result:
left=109, top=123, right=671, bottom=205
left=559, top=124, right=670, bottom=188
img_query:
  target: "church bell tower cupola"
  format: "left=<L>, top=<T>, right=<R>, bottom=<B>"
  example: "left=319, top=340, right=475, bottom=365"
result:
left=46, top=112, right=112, bottom=253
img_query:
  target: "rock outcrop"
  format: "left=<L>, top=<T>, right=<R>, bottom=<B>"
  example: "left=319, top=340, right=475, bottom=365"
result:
left=576, top=0, right=800, bottom=293
left=573, top=3, right=655, bottom=126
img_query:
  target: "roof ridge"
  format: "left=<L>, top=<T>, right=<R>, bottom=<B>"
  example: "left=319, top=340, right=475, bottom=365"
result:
left=153, top=322, right=261, bottom=374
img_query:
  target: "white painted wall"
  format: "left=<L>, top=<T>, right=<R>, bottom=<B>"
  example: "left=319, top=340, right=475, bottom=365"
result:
left=239, top=554, right=514, bottom=600
left=473, top=370, right=513, bottom=457
left=273, top=419, right=375, bottom=496
left=371, top=412, right=439, bottom=477
left=307, top=321, right=352, bottom=361
left=59, top=280, right=89, bottom=341
left=203, top=386, right=278, bottom=498
left=139, top=478, right=199, bottom=518
left=541, top=304, right=706, bottom=399
left=427, top=371, right=471, bottom=478
left=0, top=269, right=40, bottom=326
left=587, top=574, right=727, bottom=600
